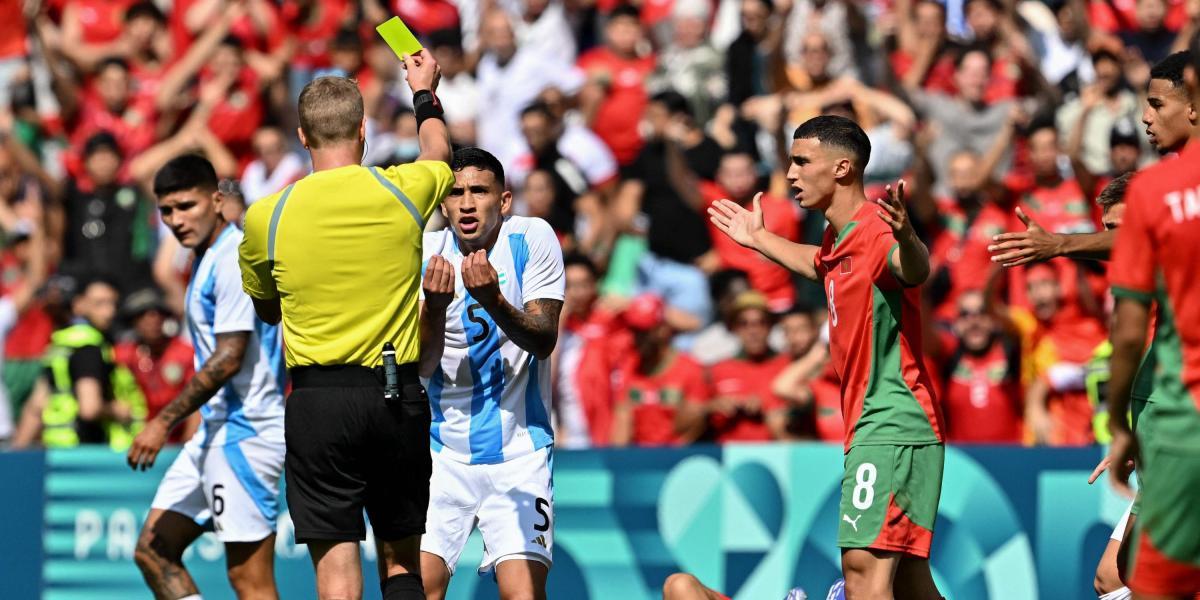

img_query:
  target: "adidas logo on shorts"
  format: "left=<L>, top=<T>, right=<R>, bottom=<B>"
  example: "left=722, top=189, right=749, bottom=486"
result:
left=531, top=534, right=547, bottom=549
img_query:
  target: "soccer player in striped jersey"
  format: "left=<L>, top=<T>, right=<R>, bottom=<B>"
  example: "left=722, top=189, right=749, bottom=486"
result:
left=709, top=115, right=945, bottom=599
left=127, top=155, right=286, bottom=599
left=418, top=147, right=564, bottom=600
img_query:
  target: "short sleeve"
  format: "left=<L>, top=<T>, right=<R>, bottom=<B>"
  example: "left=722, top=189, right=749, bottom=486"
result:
left=1109, top=181, right=1157, bottom=303
left=69, top=345, right=107, bottom=382
left=0, top=298, right=17, bottom=335
left=239, top=199, right=279, bottom=300
left=214, top=246, right=257, bottom=334
left=683, top=358, right=710, bottom=404
left=381, top=161, right=456, bottom=223
left=520, top=219, right=566, bottom=303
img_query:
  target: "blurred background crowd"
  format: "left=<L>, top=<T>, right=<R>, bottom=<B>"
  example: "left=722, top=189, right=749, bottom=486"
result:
left=0, top=0, right=1190, bottom=450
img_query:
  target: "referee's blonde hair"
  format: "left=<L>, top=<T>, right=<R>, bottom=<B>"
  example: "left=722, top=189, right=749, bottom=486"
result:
left=298, top=76, right=365, bottom=149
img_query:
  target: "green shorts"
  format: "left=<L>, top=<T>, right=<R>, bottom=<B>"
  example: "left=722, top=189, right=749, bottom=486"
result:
left=837, top=443, right=944, bottom=558
left=1127, top=443, right=1200, bottom=595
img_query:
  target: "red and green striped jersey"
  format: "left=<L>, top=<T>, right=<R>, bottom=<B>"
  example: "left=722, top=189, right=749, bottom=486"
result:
left=1109, top=141, right=1200, bottom=450
left=815, top=202, right=945, bottom=451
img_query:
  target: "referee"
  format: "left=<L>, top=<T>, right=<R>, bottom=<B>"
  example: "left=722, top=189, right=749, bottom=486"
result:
left=238, top=51, right=452, bottom=600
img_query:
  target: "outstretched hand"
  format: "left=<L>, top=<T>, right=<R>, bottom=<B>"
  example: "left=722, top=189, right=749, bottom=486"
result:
left=988, top=207, right=1062, bottom=268
left=875, top=180, right=914, bottom=237
left=708, top=192, right=765, bottom=250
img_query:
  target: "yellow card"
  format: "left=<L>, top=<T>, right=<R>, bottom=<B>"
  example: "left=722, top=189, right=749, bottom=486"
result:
left=376, top=17, right=424, bottom=58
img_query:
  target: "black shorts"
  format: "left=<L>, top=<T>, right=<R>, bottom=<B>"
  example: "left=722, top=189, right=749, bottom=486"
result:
left=284, top=364, right=431, bottom=544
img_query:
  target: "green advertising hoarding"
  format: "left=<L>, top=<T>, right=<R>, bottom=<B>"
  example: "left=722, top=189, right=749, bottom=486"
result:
left=3, top=444, right=1125, bottom=599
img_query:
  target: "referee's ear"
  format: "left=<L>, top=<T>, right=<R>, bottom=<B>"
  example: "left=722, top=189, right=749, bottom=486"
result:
left=297, top=128, right=309, bottom=150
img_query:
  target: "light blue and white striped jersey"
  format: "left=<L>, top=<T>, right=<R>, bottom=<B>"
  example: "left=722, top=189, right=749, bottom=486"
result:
left=186, top=224, right=285, bottom=444
left=422, top=216, right=565, bottom=464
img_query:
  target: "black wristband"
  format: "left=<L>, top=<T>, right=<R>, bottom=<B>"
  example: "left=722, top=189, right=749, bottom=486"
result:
left=413, top=90, right=445, bottom=130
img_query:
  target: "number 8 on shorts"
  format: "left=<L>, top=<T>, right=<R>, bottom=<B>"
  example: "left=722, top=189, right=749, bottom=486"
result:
left=836, top=444, right=944, bottom=558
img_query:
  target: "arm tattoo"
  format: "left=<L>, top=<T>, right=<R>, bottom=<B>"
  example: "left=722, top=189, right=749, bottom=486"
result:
left=488, top=298, right=563, bottom=359
left=156, top=332, right=249, bottom=430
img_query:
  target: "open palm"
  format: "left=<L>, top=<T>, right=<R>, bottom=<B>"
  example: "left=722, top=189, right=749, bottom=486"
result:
left=708, top=193, right=765, bottom=249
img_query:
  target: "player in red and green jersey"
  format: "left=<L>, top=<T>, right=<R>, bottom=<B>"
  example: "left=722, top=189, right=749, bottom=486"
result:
left=1106, top=42, right=1200, bottom=599
left=709, top=115, right=945, bottom=599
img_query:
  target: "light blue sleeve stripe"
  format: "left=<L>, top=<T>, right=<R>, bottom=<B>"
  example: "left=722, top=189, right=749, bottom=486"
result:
left=524, top=357, right=554, bottom=451
left=369, top=166, right=424, bottom=228
left=266, top=184, right=295, bottom=263
left=223, top=441, right=279, bottom=524
left=508, top=233, right=528, bottom=294
left=428, top=369, right=445, bottom=452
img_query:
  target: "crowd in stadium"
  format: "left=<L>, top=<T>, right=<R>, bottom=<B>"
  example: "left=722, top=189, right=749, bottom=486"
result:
left=0, top=0, right=1192, bottom=450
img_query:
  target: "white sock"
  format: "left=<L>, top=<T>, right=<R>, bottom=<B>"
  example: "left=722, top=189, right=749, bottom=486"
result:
left=1099, top=587, right=1131, bottom=600
left=177, top=595, right=202, bottom=600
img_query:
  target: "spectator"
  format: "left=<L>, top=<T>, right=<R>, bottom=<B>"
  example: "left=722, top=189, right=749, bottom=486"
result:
left=112, top=288, right=197, bottom=443
left=1120, top=0, right=1178, bottom=63
left=534, top=86, right=621, bottom=191
left=648, top=0, right=726, bottom=124
left=1011, top=262, right=1105, bottom=446
left=56, top=58, right=159, bottom=177
left=890, top=0, right=959, bottom=96
left=701, top=150, right=801, bottom=311
left=770, top=305, right=841, bottom=441
left=680, top=291, right=790, bottom=442
left=0, top=190, right=46, bottom=442
left=938, top=290, right=1023, bottom=443
left=427, top=28, right=479, bottom=147
left=555, top=253, right=626, bottom=448
left=365, top=106, right=419, bottom=167
left=14, top=277, right=138, bottom=448
left=725, top=0, right=786, bottom=107
left=613, top=91, right=723, bottom=342
left=59, top=132, right=155, bottom=295
left=691, top=269, right=753, bottom=365
left=577, top=6, right=657, bottom=166
left=475, top=7, right=583, bottom=168
left=611, top=294, right=709, bottom=446
left=904, top=46, right=1042, bottom=195
left=1057, top=50, right=1144, bottom=182
left=241, top=126, right=306, bottom=204
left=280, top=0, right=353, bottom=96
left=514, top=0, right=577, bottom=61
left=517, top=102, right=606, bottom=254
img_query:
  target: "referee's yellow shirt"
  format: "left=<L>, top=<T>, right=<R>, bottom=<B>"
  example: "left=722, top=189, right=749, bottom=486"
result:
left=239, top=161, right=453, bottom=368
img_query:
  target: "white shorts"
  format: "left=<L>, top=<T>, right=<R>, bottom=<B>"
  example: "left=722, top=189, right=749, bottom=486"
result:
left=151, top=421, right=285, bottom=543
left=421, top=446, right=554, bottom=575
left=1110, top=501, right=1134, bottom=542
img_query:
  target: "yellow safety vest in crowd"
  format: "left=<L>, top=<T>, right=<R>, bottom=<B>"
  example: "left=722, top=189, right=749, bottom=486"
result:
left=41, top=323, right=147, bottom=450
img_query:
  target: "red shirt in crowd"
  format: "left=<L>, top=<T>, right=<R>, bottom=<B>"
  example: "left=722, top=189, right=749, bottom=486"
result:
left=0, top=251, right=52, bottom=361
left=810, top=361, right=843, bottom=443
left=889, top=50, right=956, bottom=95
left=66, top=94, right=158, bottom=180
left=558, top=306, right=628, bottom=447
left=66, top=0, right=137, bottom=45
left=940, top=336, right=1023, bottom=443
left=703, top=185, right=800, bottom=312
left=281, top=0, right=351, bottom=70
left=705, top=353, right=790, bottom=442
left=0, top=0, right=27, bottom=59
left=1089, top=0, right=1187, bottom=33
left=392, top=0, right=460, bottom=35
left=576, top=48, right=655, bottom=166
left=203, top=67, right=264, bottom=166
left=615, top=350, right=708, bottom=446
left=929, top=198, right=1011, bottom=323
left=169, top=0, right=286, bottom=54
left=115, top=336, right=194, bottom=442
